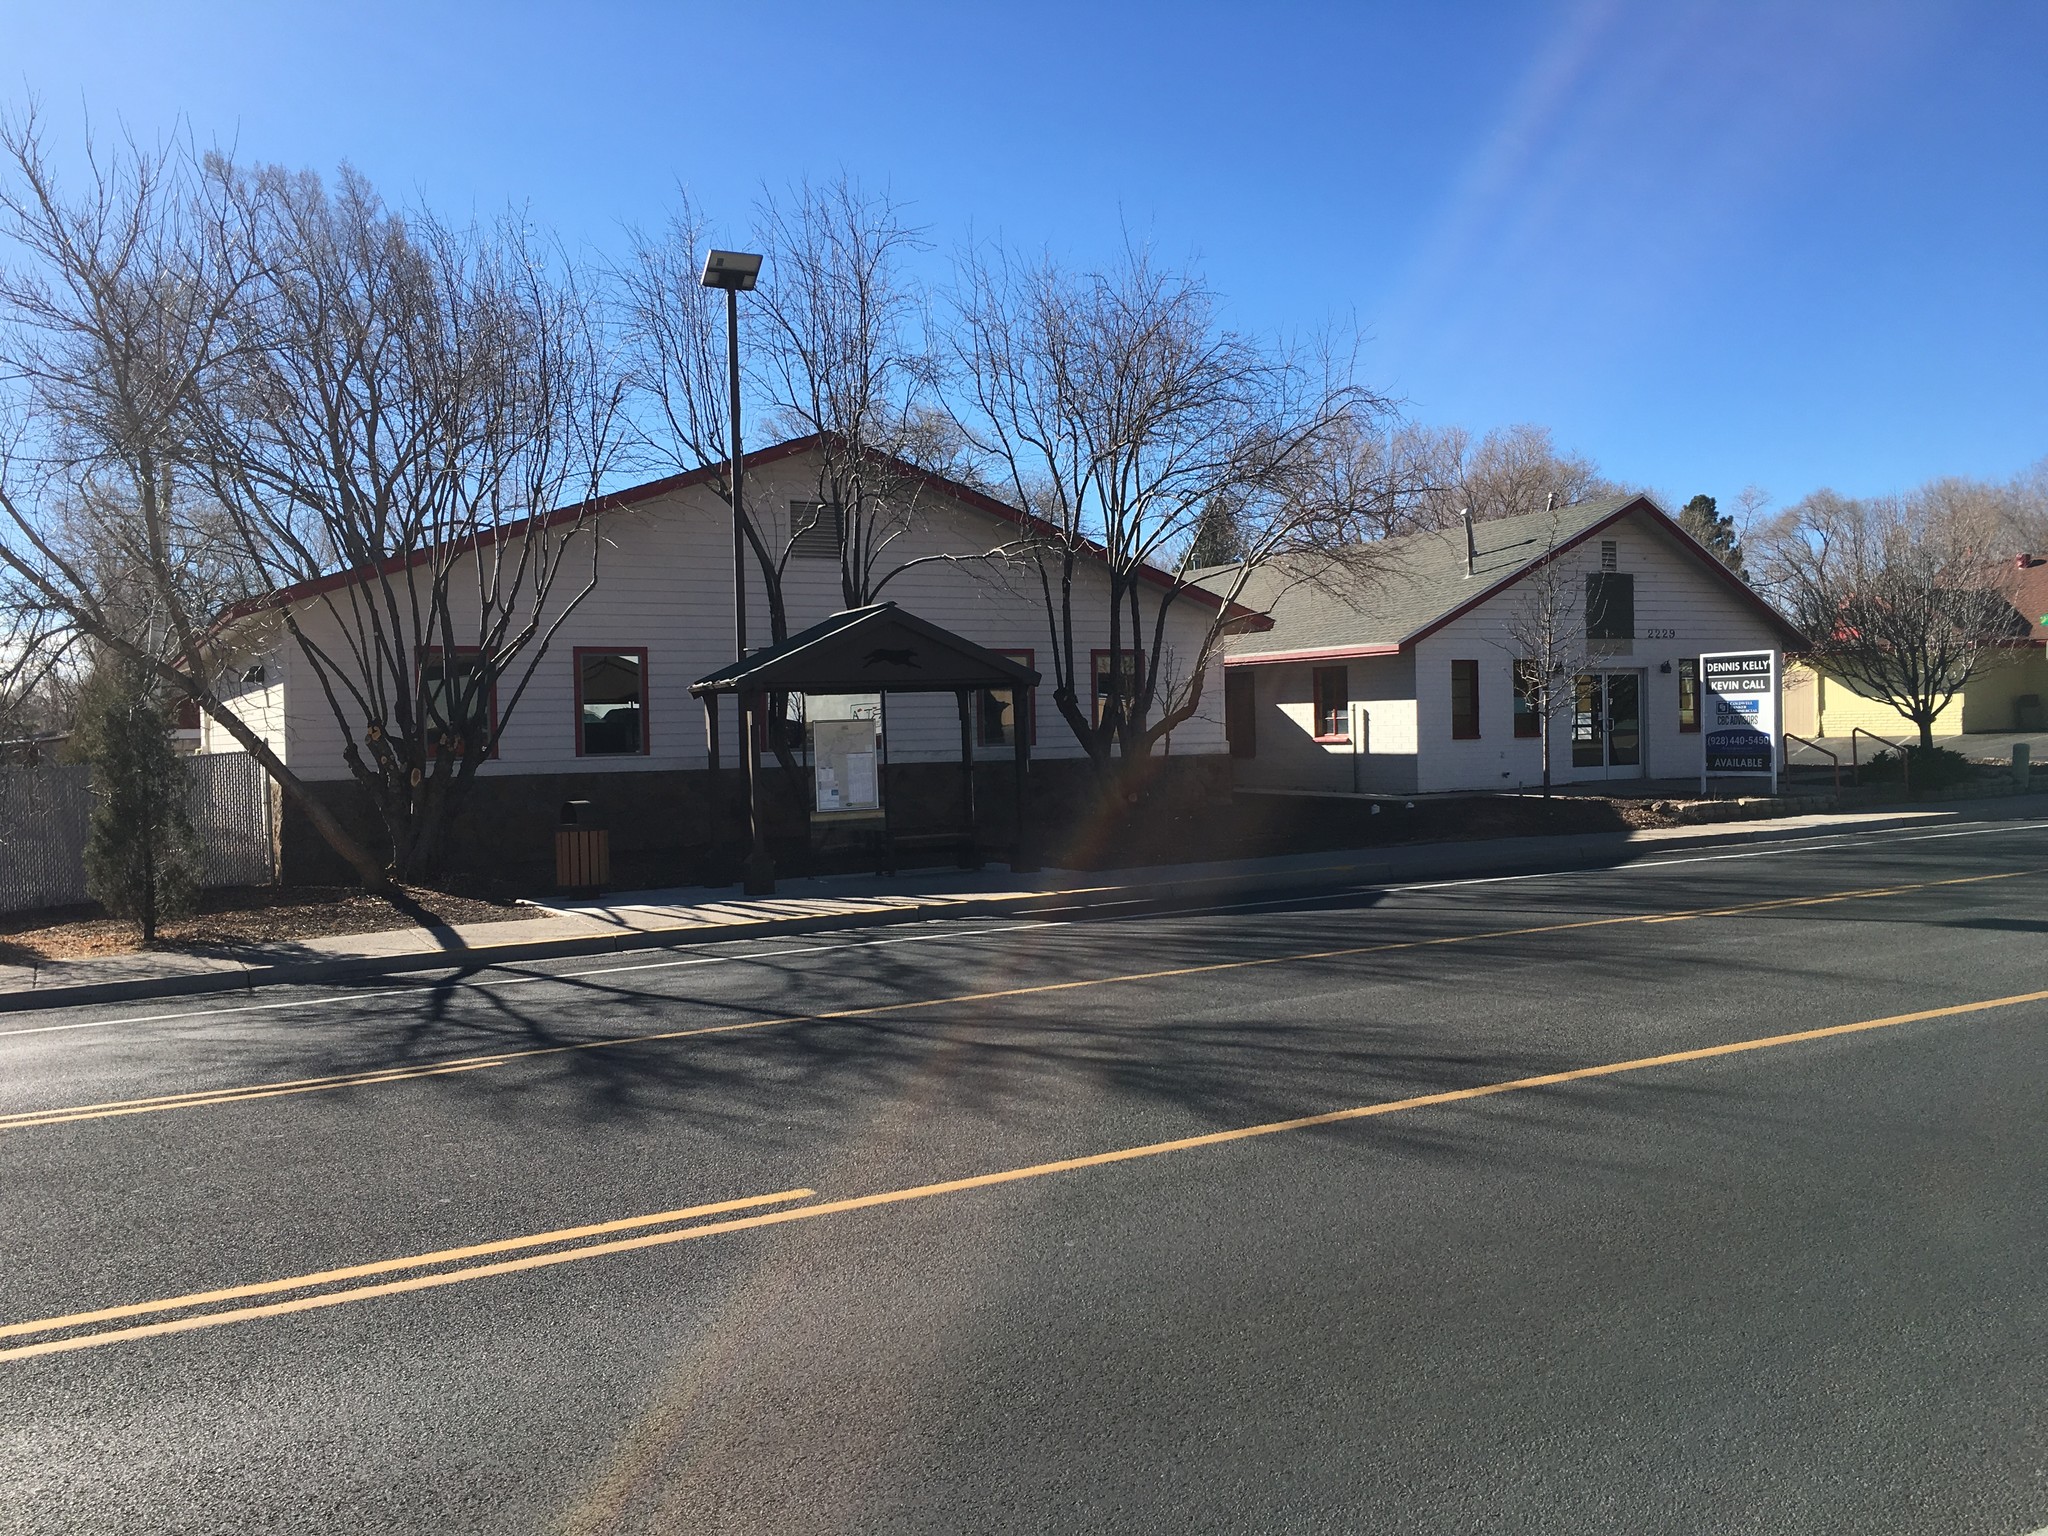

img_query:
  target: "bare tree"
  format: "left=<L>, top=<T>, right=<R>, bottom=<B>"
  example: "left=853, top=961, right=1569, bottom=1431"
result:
left=951, top=241, right=1389, bottom=774
left=1754, top=484, right=2022, bottom=750
left=1399, top=422, right=1622, bottom=529
left=0, top=113, right=394, bottom=887
left=620, top=178, right=993, bottom=651
left=190, top=160, right=626, bottom=879
left=1491, top=512, right=1600, bottom=797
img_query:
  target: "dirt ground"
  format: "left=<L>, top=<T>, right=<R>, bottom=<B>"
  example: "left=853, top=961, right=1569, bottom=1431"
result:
left=0, top=882, right=530, bottom=965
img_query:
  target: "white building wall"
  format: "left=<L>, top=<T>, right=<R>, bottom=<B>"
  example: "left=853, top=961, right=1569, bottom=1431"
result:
left=1231, top=653, right=1418, bottom=793
left=1411, top=511, right=1784, bottom=792
left=259, top=449, right=1226, bottom=781
left=196, top=640, right=288, bottom=762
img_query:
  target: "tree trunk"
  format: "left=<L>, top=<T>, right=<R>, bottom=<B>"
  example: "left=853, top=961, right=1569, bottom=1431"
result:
left=1917, top=717, right=1936, bottom=752
left=196, top=694, right=393, bottom=893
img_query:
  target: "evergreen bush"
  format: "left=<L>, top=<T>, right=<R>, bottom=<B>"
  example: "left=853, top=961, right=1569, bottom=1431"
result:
left=71, top=659, right=200, bottom=941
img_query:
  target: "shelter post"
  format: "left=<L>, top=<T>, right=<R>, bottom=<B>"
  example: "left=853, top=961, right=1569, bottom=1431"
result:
left=956, top=689, right=980, bottom=869
left=879, top=693, right=896, bottom=878
left=743, top=691, right=774, bottom=895
left=1012, top=717, right=1036, bottom=874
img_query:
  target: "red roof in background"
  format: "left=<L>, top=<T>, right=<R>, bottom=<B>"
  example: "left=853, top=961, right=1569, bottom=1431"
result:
left=215, top=434, right=1268, bottom=633
left=2007, top=556, right=2048, bottom=640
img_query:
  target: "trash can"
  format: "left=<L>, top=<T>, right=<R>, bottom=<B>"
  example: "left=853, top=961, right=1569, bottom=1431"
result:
left=555, top=800, right=609, bottom=891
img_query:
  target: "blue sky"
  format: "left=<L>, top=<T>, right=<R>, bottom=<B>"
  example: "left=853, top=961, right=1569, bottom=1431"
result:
left=8, top=0, right=2044, bottom=512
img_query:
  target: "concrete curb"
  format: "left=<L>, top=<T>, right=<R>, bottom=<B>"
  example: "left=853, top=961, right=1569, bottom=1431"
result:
left=0, top=800, right=2017, bottom=1016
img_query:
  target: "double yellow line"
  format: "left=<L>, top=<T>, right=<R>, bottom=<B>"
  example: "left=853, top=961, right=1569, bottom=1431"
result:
left=6, top=981, right=2046, bottom=1364
left=0, top=865, right=2034, bottom=1136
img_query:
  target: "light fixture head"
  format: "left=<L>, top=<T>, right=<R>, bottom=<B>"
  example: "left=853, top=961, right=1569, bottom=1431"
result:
left=699, top=249, right=763, bottom=291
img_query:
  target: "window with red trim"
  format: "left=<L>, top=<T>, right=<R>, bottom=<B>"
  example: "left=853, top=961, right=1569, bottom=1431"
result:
left=979, top=649, right=1035, bottom=747
left=1678, top=658, right=1701, bottom=733
left=1451, top=659, right=1480, bottom=739
left=575, top=648, right=649, bottom=756
left=419, top=649, right=498, bottom=758
left=1092, top=649, right=1142, bottom=728
left=1513, top=662, right=1542, bottom=738
left=1312, top=665, right=1349, bottom=741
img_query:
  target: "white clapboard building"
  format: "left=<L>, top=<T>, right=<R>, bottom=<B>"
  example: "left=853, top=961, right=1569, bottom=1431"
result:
left=200, top=438, right=1246, bottom=883
left=1203, top=496, right=1801, bottom=795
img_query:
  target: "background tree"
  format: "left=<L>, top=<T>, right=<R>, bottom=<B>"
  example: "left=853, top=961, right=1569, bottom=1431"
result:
left=1186, top=497, right=1247, bottom=568
left=71, top=653, right=199, bottom=940
left=1678, top=493, right=1745, bottom=575
left=0, top=112, right=393, bottom=888
left=188, top=158, right=625, bottom=880
left=1753, top=483, right=2022, bottom=749
left=620, top=178, right=995, bottom=648
left=1397, top=422, right=1624, bottom=529
left=952, top=241, right=1388, bottom=774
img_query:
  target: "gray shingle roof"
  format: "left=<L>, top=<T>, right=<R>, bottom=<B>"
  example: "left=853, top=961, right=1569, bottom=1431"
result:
left=1198, top=498, right=1643, bottom=657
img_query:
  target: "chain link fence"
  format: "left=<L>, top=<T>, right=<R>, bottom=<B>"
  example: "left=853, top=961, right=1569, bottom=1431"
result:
left=0, top=752, right=277, bottom=915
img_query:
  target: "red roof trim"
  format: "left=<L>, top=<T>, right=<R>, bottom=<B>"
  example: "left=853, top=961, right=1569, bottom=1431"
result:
left=1402, top=498, right=1804, bottom=650
left=1223, top=642, right=1402, bottom=667
left=215, top=433, right=1264, bottom=632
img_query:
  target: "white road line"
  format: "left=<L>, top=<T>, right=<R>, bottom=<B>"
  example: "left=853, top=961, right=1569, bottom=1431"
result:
left=2, top=815, right=2041, bottom=1041
left=1136, top=818, right=2048, bottom=918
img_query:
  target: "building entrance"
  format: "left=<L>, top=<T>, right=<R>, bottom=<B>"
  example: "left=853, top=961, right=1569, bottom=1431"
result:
left=1571, top=671, right=1644, bottom=775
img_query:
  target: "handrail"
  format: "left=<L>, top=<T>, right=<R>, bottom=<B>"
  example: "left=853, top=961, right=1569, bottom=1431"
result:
left=1783, top=731, right=1840, bottom=792
left=1850, top=726, right=1912, bottom=792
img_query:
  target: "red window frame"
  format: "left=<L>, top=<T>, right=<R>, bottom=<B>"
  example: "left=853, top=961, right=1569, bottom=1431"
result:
left=978, top=648, right=1036, bottom=748
left=573, top=646, right=651, bottom=758
left=1678, top=658, right=1701, bottom=733
left=1512, top=661, right=1542, bottom=739
left=417, top=646, right=499, bottom=759
left=1091, top=648, right=1143, bottom=728
left=1450, top=659, right=1480, bottom=740
left=1311, top=665, right=1350, bottom=742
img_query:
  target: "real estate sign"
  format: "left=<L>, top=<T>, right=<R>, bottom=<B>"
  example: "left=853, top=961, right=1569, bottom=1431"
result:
left=1700, top=650, right=1779, bottom=782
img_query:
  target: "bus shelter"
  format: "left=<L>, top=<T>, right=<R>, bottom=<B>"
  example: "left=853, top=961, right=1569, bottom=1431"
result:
left=690, top=602, right=1042, bottom=878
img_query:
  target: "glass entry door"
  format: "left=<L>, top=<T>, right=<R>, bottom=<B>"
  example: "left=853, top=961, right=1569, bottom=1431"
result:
left=1571, top=672, right=1645, bottom=774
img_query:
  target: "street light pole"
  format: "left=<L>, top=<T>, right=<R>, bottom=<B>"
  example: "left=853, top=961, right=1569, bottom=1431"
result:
left=701, top=249, right=774, bottom=895
left=725, top=282, right=746, bottom=661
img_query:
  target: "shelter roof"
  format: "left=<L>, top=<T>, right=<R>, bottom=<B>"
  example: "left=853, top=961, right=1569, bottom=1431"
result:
left=690, top=603, right=1041, bottom=697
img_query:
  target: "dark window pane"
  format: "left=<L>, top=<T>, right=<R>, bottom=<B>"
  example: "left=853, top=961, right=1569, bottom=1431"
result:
left=580, top=652, right=643, bottom=755
left=1451, top=659, right=1480, bottom=739
left=1313, top=666, right=1348, bottom=738
left=1585, top=574, right=1636, bottom=640
left=1094, top=651, right=1139, bottom=727
left=1572, top=674, right=1604, bottom=765
left=421, top=654, right=493, bottom=753
left=1513, top=661, right=1542, bottom=738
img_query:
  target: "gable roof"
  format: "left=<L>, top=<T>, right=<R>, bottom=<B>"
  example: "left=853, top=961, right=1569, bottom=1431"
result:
left=2004, top=556, right=2048, bottom=642
left=691, top=602, right=1040, bottom=696
left=1203, top=495, right=1801, bottom=663
left=214, top=434, right=1265, bottom=633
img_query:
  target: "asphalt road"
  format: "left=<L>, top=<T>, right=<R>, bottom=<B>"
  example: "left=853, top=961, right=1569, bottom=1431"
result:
left=1, top=818, right=2045, bottom=1535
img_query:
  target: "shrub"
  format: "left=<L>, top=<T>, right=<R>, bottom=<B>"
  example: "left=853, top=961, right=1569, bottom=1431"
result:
left=1860, top=745, right=1972, bottom=790
left=71, top=659, right=200, bottom=941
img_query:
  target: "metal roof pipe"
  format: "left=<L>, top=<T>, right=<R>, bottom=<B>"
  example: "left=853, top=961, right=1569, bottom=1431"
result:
left=1461, top=507, right=1476, bottom=577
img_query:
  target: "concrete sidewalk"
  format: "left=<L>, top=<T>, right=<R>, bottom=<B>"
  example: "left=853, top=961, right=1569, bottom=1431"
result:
left=2, top=797, right=2033, bottom=1013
